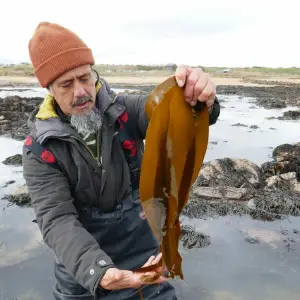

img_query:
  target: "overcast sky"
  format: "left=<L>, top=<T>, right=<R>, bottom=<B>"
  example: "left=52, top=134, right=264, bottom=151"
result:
left=1, top=0, right=299, bottom=67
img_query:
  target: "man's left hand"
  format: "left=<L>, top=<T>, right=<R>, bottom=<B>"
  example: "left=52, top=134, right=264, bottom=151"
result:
left=175, top=65, right=216, bottom=109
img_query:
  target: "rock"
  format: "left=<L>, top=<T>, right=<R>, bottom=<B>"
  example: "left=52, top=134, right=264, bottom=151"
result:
left=232, top=123, right=248, bottom=127
left=2, top=184, right=31, bottom=207
left=272, top=143, right=300, bottom=162
left=245, top=237, right=259, bottom=244
left=184, top=150, right=300, bottom=221
left=268, top=101, right=287, bottom=109
left=0, top=95, right=42, bottom=139
left=246, top=199, right=256, bottom=210
left=194, top=158, right=262, bottom=189
left=1, top=180, right=16, bottom=188
left=180, top=225, right=211, bottom=249
left=278, top=110, right=300, bottom=120
left=265, top=172, right=300, bottom=192
left=216, top=85, right=300, bottom=109
left=261, top=159, right=300, bottom=179
left=250, top=125, right=259, bottom=129
left=193, top=186, right=252, bottom=201
left=11, top=123, right=29, bottom=141
left=2, top=154, right=22, bottom=166
left=241, top=228, right=281, bottom=249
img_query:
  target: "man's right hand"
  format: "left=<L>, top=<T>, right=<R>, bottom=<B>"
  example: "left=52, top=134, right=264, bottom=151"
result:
left=99, top=253, right=168, bottom=290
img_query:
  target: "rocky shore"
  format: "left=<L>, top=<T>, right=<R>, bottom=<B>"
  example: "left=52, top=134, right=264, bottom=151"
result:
left=1, top=81, right=300, bottom=142
left=1, top=82, right=300, bottom=250
left=184, top=143, right=300, bottom=222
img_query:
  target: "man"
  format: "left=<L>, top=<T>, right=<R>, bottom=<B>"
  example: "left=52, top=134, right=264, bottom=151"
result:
left=23, top=22, right=220, bottom=300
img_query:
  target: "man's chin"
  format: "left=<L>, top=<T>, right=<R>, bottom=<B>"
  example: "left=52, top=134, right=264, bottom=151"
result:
left=73, top=105, right=92, bottom=115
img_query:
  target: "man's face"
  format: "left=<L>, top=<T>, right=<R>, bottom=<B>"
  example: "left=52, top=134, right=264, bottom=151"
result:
left=49, top=64, right=97, bottom=116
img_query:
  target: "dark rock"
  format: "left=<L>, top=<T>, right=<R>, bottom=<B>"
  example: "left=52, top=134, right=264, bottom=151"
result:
left=2, top=185, right=31, bottom=207
left=250, top=125, right=259, bottom=129
left=0, top=95, right=42, bottom=140
left=180, top=225, right=211, bottom=249
left=183, top=146, right=300, bottom=221
left=2, top=154, right=22, bottom=166
left=232, top=123, right=248, bottom=127
left=267, top=101, right=287, bottom=109
left=216, top=85, right=300, bottom=108
left=1, top=180, right=15, bottom=188
left=278, top=110, right=300, bottom=120
left=272, top=143, right=300, bottom=162
left=245, top=237, right=259, bottom=244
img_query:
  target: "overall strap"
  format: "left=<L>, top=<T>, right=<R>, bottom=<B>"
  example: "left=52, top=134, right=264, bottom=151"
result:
left=115, top=95, right=141, bottom=192
left=23, top=135, right=61, bottom=171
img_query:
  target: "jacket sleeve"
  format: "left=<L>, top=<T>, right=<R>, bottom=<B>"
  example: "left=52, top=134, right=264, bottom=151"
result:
left=22, top=146, right=115, bottom=297
left=122, top=93, right=220, bottom=139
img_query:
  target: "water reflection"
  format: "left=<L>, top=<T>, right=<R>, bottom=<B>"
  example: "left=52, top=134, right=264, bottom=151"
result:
left=175, top=215, right=300, bottom=300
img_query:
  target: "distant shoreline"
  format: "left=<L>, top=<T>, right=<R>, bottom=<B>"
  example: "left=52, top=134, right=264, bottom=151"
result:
left=1, top=75, right=300, bottom=88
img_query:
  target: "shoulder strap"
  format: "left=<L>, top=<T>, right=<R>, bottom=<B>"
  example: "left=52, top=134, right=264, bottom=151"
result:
left=23, top=135, right=61, bottom=171
left=115, top=94, right=141, bottom=192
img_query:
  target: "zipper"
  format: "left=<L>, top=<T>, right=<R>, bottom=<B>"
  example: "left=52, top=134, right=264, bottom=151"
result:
left=111, top=159, right=117, bottom=204
left=96, top=129, right=101, bottom=167
left=72, top=135, right=102, bottom=169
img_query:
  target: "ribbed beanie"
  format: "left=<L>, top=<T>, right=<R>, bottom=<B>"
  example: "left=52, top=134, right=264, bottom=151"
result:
left=28, top=22, right=95, bottom=87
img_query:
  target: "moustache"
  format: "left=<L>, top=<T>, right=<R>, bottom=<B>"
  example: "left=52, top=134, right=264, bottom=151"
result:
left=72, top=96, right=93, bottom=107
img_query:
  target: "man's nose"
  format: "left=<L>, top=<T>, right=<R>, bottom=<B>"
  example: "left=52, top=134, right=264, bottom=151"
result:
left=73, top=82, right=86, bottom=98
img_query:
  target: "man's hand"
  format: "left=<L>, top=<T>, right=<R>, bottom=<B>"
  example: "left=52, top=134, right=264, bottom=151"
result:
left=99, top=253, right=168, bottom=291
left=175, top=65, right=216, bottom=109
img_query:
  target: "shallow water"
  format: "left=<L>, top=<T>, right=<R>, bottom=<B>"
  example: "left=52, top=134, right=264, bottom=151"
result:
left=0, top=87, right=135, bottom=99
left=176, top=215, right=300, bottom=300
left=206, top=94, right=300, bottom=165
left=0, top=88, right=300, bottom=299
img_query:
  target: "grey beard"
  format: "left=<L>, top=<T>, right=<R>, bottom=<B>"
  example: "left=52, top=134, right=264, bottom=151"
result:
left=70, top=107, right=102, bottom=135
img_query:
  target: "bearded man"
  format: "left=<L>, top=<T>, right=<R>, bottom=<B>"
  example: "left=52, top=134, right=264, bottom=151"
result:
left=23, top=22, right=220, bottom=300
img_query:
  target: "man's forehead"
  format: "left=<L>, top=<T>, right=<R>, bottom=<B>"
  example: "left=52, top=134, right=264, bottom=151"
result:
left=56, top=65, right=91, bottom=82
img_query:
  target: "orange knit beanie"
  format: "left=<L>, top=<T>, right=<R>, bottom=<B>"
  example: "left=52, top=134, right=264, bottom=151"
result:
left=28, top=22, right=95, bottom=88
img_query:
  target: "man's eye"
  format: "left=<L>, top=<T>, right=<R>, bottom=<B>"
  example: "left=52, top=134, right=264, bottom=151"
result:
left=62, top=82, right=72, bottom=88
left=80, top=77, right=89, bottom=82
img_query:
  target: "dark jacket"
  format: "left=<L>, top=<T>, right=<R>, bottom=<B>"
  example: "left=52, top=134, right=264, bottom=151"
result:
left=22, top=79, right=220, bottom=296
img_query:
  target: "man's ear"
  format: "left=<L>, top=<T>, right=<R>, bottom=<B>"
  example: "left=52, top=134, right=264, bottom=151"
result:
left=46, top=85, right=54, bottom=96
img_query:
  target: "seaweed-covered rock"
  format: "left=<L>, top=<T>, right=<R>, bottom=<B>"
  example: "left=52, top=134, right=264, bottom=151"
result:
left=180, top=225, right=211, bottom=249
left=184, top=150, right=300, bottom=221
left=194, top=158, right=262, bottom=189
left=261, top=159, right=300, bottom=180
left=231, top=123, right=248, bottom=127
left=272, top=143, right=300, bottom=162
left=278, top=110, right=300, bottom=120
left=2, top=154, right=22, bottom=166
left=2, top=185, right=31, bottom=207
